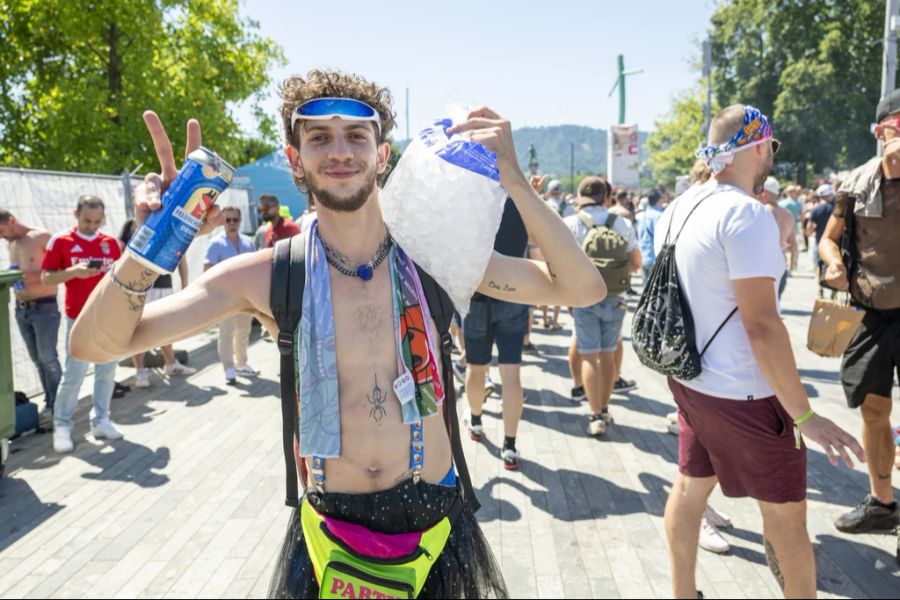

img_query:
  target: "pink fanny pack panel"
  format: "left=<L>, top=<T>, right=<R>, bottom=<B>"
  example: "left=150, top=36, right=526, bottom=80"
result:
left=321, top=514, right=423, bottom=559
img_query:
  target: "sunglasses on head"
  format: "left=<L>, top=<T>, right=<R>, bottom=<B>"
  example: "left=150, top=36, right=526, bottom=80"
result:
left=291, top=97, right=381, bottom=136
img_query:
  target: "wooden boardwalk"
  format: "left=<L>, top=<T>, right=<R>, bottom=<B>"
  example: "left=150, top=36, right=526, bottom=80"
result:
left=1, top=255, right=898, bottom=598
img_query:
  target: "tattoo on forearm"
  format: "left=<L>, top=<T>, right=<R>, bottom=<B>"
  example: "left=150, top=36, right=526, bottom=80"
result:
left=123, top=269, right=156, bottom=312
left=488, top=280, right=517, bottom=293
left=764, top=539, right=785, bottom=591
left=367, top=375, right=386, bottom=422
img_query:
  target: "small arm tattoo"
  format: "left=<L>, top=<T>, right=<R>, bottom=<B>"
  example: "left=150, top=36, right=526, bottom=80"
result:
left=488, top=280, right=517, bottom=293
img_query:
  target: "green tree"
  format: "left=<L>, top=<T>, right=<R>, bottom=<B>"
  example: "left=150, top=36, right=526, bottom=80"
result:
left=710, top=0, right=883, bottom=183
left=0, top=0, right=285, bottom=174
left=645, top=87, right=716, bottom=188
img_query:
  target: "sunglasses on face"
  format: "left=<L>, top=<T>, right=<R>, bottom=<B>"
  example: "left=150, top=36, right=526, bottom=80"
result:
left=771, top=139, right=781, bottom=155
left=875, top=117, right=900, bottom=138
left=225, top=218, right=241, bottom=223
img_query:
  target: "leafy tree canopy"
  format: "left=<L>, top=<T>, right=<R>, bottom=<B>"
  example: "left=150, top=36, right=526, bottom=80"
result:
left=0, top=0, right=285, bottom=174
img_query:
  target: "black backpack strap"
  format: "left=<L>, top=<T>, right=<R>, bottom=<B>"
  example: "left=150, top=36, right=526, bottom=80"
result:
left=699, top=307, right=738, bottom=357
left=415, top=265, right=481, bottom=513
left=604, top=213, right=618, bottom=229
left=665, top=188, right=718, bottom=245
left=270, top=234, right=306, bottom=508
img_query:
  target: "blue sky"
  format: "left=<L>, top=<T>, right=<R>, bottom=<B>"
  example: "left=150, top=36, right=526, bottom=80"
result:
left=236, top=0, right=716, bottom=138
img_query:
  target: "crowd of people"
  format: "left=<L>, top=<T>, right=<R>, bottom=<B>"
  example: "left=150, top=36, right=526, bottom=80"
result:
left=1, top=68, right=898, bottom=599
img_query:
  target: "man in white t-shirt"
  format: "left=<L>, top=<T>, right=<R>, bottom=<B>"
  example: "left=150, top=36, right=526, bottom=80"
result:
left=657, top=105, right=864, bottom=599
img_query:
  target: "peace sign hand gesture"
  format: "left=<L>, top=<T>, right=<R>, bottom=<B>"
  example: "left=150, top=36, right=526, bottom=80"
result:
left=133, top=111, right=225, bottom=236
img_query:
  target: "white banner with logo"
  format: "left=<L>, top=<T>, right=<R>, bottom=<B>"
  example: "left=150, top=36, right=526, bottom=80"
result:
left=607, top=124, right=640, bottom=189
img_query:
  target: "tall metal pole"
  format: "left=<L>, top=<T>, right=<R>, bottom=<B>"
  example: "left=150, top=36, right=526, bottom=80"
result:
left=617, top=55, right=626, bottom=124
left=570, top=143, right=575, bottom=194
left=702, top=36, right=713, bottom=139
left=405, top=87, right=410, bottom=143
left=882, top=0, right=898, bottom=100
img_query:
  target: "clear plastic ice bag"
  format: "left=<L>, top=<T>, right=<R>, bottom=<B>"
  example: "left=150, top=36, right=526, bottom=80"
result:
left=381, top=118, right=507, bottom=317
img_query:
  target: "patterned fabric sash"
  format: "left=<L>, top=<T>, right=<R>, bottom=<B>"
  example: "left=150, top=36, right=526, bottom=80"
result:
left=298, top=220, right=444, bottom=458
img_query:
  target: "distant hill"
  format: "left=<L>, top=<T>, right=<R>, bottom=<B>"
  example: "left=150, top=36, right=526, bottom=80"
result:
left=397, top=125, right=648, bottom=178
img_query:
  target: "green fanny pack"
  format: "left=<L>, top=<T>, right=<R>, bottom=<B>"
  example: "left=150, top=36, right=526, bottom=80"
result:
left=301, top=496, right=461, bottom=599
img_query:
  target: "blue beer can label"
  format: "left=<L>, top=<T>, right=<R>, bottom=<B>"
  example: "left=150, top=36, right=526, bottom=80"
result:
left=10, top=263, right=25, bottom=291
left=128, top=147, right=234, bottom=273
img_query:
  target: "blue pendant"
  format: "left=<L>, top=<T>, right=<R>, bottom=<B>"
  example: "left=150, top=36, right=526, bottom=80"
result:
left=357, top=265, right=374, bottom=281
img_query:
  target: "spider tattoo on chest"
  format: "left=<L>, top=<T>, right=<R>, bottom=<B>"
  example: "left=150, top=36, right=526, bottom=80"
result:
left=367, top=375, right=387, bottom=422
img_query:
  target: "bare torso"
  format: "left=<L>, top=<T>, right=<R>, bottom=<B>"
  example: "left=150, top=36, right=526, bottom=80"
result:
left=254, top=259, right=452, bottom=494
left=9, top=228, right=57, bottom=301
left=766, top=204, right=795, bottom=250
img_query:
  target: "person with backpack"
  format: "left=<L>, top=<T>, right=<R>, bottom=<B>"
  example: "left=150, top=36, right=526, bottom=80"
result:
left=645, top=104, right=864, bottom=599
left=66, top=69, right=606, bottom=599
left=564, top=176, right=641, bottom=435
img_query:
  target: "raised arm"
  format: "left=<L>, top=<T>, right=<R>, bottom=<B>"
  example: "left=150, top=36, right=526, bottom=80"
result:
left=69, top=112, right=273, bottom=363
left=448, top=108, right=606, bottom=308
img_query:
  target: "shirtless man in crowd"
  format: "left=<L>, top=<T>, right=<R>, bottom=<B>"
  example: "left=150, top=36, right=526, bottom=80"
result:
left=0, top=209, right=61, bottom=418
left=69, top=69, right=605, bottom=598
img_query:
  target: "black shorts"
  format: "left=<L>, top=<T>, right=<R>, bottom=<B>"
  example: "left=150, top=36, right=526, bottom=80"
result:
left=463, top=299, right=529, bottom=365
left=841, top=308, right=900, bottom=408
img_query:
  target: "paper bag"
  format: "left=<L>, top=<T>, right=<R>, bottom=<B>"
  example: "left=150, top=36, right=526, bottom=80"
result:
left=806, top=298, right=865, bottom=358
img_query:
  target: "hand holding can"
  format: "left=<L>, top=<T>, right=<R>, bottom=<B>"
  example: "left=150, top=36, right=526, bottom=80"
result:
left=128, top=112, right=234, bottom=274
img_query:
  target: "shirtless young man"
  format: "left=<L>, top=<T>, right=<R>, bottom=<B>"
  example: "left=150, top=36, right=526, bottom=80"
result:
left=756, top=176, right=795, bottom=298
left=0, top=209, right=61, bottom=418
left=70, top=70, right=606, bottom=598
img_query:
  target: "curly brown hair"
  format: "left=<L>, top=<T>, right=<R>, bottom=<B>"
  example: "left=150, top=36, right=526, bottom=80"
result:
left=279, top=69, right=396, bottom=148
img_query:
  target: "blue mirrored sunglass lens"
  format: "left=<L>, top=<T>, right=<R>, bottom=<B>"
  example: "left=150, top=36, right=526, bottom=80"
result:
left=298, top=98, right=376, bottom=118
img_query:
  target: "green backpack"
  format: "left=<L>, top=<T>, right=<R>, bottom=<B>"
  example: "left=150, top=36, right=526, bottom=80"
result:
left=577, top=211, right=631, bottom=296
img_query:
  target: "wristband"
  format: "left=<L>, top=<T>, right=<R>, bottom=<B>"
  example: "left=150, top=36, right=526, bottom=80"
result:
left=108, top=269, right=150, bottom=298
left=793, top=409, right=815, bottom=449
left=793, top=409, right=815, bottom=426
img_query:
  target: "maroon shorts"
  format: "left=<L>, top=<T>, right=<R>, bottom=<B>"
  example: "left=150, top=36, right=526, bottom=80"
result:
left=668, top=378, right=807, bottom=504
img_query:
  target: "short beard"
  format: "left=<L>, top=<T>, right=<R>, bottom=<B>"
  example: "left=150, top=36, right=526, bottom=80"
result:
left=753, top=153, right=774, bottom=193
left=305, top=167, right=376, bottom=213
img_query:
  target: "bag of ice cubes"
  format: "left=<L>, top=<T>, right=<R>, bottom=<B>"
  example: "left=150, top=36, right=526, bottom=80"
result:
left=381, top=118, right=507, bottom=316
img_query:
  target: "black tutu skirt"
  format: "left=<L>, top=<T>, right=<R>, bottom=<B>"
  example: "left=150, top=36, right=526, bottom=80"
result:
left=267, top=478, right=508, bottom=599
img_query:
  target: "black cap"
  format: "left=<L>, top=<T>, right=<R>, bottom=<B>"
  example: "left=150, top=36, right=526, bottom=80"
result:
left=876, top=88, right=900, bottom=123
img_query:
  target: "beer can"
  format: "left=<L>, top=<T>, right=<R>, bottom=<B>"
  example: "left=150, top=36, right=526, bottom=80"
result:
left=9, top=264, right=25, bottom=292
left=128, top=147, right=234, bottom=273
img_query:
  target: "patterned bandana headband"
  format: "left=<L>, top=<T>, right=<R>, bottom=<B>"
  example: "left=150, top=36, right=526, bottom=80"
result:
left=696, top=105, right=774, bottom=174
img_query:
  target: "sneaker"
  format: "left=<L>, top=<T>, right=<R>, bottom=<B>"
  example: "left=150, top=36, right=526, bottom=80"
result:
left=699, top=519, right=730, bottom=554
left=225, top=367, right=237, bottom=385
left=53, top=426, right=74, bottom=453
left=613, top=377, right=637, bottom=394
left=112, top=382, right=129, bottom=399
left=601, top=410, right=614, bottom=424
left=834, top=494, right=900, bottom=533
left=667, top=422, right=680, bottom=436
left=165, top=360, right=197, bottom=376
left=135, top=368, right=151, bottom=388
left=234, top=364, right=259, bottom=377
left=666, top=411, right=679, bottom=424
left=39, top=405, right=53, bottom=422
left=588, top=415, right=606, bottom=436
left=704, top=505, right=732, bottom=529
left=464, top=411, right=483, bottom=441
left=91, top=419, right=124, bottom=441
left=501, top=448, right=520, bottom=470
left=451, top=361, right=466, bottom=385
left=571, top=385, right=586, bottom=403
left=484, top=375, right=496, bottom=397
left=523, top=342, right=538, bottom=354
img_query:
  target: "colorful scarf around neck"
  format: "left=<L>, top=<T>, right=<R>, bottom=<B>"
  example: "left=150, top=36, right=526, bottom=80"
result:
left=298, top=221, right=444, bottom=458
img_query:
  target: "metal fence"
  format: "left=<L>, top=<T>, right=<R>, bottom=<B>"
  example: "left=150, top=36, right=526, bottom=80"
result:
left=0, top=167, right=254, bottom=399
